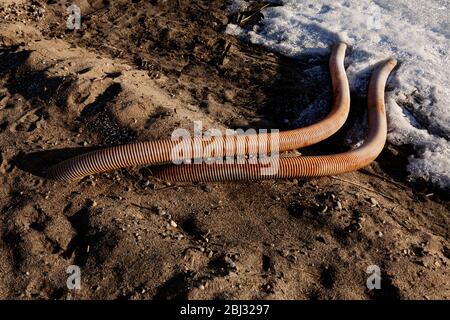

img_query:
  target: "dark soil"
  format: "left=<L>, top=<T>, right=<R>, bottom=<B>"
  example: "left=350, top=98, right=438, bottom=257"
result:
left=0, top=0, right=448, bottom=299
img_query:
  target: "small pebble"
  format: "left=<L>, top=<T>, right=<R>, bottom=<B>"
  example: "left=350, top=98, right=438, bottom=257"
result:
left=170, top=220, right=178, bottom=228
left=370, top=198, right=379, bottom=207
left=281, top=250, right=290, bottom=258
left=201, top=185, right=212, bottom=193
left=155, top=206, right=166, bottom=216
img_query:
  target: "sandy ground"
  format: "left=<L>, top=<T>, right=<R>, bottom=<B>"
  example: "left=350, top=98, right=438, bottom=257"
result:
left=0, top=0, right=449, bottom=300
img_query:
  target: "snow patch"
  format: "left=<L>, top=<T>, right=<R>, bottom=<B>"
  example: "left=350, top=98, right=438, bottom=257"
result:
left=228, top=0, right=450, bottom=189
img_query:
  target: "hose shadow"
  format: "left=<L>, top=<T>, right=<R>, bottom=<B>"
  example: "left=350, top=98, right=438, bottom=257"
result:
left=12, top=147, right=100, bottom=179
left=246, top=47, right=368, bottom=157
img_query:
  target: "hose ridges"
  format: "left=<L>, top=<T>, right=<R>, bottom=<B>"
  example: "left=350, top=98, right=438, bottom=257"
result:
left=153, top=59, right=398, bottom=182
left=46, top=43, right=351, bottom=182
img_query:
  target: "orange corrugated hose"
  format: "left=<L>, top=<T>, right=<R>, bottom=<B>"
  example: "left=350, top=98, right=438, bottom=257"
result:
left=46, top=43, right=350, bottom=182
left=152, top=59, right=398, bottom=182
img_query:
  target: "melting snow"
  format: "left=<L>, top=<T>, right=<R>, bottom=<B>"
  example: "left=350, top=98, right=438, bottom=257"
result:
left=228, top=0, right=450, bottom=189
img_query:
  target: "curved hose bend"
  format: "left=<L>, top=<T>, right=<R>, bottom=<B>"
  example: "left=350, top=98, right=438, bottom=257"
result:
left=46, top=43, right=350, bottom=182
left=153, top=59, right=397, bottom=182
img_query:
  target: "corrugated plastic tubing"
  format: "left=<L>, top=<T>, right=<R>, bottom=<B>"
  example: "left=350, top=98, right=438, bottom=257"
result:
left=46, top=43, right=350, bottom=182
left=153, top=59, right=398, bottom=182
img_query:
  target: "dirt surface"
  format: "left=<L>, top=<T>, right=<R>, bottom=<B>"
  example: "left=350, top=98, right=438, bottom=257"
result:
left=0, top=0, right=449, bottom=300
